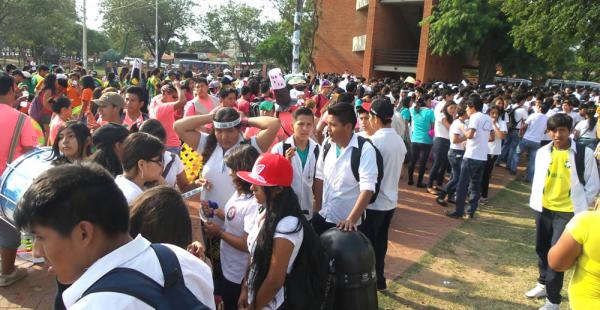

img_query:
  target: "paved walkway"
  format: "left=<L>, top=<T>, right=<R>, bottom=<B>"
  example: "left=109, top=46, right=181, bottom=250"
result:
left=0, top=166, right=516, bottom=308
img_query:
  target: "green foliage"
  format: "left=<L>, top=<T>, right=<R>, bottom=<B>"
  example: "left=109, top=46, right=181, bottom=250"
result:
left=100, top=0, right=197, bottom=66
left=256, top=25, right=293, bottom=70
left=0, top=0, right=110, bottom=64
left=100, top=48, right=121, bottom=63
left=199, top=0, right=268, bottom=66
left=266, top=0, right=319, bottom=72
left=501, top=0, right=600, bottom=81
left=423, top=0, right=503, bottom=56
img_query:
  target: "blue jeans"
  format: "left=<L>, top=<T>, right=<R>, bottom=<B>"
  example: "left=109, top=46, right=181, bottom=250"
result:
left=499, top=130, right=520, bottom=173
left=454, top=158, right=486, bottom=216
left=439, top=149, right=464, bottom=200
left=515, top=138, right=540, bottom=182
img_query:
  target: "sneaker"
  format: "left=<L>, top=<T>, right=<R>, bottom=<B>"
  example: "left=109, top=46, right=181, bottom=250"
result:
left=427, top=187, right=438, bottom=195
left=525, top=283, right=547, bottom=298
left=0, top=268, right=28, bottom=287
left=479, top=197, right=488, bottom=205
left=538, top=298, right=559, bottom=310
left=436, top=197, right=448, bottom=207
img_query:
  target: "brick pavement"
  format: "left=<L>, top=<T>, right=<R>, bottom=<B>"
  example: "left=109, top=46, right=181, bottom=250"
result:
left=0, top=166, right=516, bottom=308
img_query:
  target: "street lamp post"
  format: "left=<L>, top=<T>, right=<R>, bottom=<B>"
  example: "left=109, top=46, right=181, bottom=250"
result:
left=291, top=0, right=304, bottom=74
left=82, top=0, right=88, bottom=69
left=155, top=0, right=159, bottom=68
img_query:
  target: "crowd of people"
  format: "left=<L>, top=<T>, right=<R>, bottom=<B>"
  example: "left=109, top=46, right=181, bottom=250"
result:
left=0, top=62, right=600, bottom=310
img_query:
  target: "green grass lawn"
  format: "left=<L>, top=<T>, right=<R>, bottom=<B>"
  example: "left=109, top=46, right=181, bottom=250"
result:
left=378, top=180, right=572, bottom=309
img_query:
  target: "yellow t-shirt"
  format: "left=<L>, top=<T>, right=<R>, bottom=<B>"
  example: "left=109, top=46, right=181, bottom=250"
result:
left=567, top=211, right=600, bottom=309
left=543, top=148, right=574, bottom=212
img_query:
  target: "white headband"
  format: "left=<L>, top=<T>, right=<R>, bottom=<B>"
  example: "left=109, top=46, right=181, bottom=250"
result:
left=213, top=117, right=241, bottom=129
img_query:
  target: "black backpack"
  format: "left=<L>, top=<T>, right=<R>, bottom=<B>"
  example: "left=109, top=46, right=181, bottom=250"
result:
left=322, top=135, right=384, bottom=204
left=282, top=218, right=334, bottom=310
left=506, top=106, right=523, bottom=130
left=80, top=244, right=211, bottom=310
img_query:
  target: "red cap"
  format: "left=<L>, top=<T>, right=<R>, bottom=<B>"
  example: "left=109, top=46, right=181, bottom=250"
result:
left=361, top=102, right=372, bottom=112
left=237, top=153, right=293, bottom=187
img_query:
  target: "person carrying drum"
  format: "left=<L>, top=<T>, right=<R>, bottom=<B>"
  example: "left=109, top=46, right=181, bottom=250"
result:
left=0, top=73, right=40, bottom=286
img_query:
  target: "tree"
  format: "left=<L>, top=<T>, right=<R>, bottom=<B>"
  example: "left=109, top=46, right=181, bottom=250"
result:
left=421, top=0, right=508, bottom=83
left=501, top=0, right=600, bottom=81
left=183, top=40, right=218, bottom=53
left=256, top=25, right=293, bottom=69
left=269, top=0, right=320, bottom=73
left=199, top=1, right=268, bottom=66
left=101, top=0, right=196, bottom=66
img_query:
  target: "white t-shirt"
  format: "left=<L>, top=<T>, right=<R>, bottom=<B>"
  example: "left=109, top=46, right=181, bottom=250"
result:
left=449, top=120, right=466, bottom=151
left=434, top=111, right=450, bottom=139
left=574, top=119, right=597, bottom=139
left=221, top=193, right=260, bottom=284
left=197, top=133, right=261, bottom=227
left=162, top=151, right=184, bottom=188
left=114, top=175, right=144, bottom=205
left=368, top=128, right=407, bottom=211
left=488, top=120, right=507, bottom=155
left=523, top=112, right=548, bottom=143
left=464, top=112, right=493, bottom=161
left=247, top=214, right=303, bottom=310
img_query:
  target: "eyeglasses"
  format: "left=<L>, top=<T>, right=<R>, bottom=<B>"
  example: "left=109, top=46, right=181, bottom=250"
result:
left=146, top=157, right=163, bottom=166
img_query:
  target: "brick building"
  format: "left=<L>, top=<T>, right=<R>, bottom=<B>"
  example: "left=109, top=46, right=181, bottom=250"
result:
left=313, top=0, right=463, bottom=82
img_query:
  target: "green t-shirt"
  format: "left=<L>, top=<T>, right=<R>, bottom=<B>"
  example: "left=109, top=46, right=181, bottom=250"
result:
left=296, top=146, right=309, bottom=169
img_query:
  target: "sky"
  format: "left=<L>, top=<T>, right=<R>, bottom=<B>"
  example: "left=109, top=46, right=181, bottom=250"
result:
left=76, top=0, right=280, bottom=41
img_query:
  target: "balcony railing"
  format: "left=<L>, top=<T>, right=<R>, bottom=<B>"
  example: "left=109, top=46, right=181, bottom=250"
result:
left=373, top=49, right=418, bottom=66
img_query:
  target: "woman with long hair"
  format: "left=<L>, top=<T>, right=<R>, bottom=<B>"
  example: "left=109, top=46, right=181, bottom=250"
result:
left=88, top=123, right=130, bottom=177
left=139, top=119, right=193, bottom=191
left=114, top=132, right=165, bottom=204
left=236, top=153, right=322, bottom=310
left=48, top=121, right=92, bottom=166
left=407, top=95, right=435, bottom=187
left=174, top=107, right=280, bottom=212
left=427, top=100, right=457, bottom=193
left=202, top=144, right=261, bottom=310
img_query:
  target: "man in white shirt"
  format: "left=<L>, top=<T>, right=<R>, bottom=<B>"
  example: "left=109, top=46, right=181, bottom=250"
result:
left=447, top=95, right=493, bottom=219
left=499, top=93, right=528, bottom=174
left=271, top=107, right=320, bottom=220
left=313, top=102, right=378, bottom=234
left=360, top=99, right=406, bottom=291
left=515, top=99, right=549, bottom=182
left=13, top=163, right=215, bottom=309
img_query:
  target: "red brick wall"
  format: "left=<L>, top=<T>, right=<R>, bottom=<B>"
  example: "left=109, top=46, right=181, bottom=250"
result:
left=416, top=0, right=463, bottom=82
left=313, top=0, right=368, bottom=76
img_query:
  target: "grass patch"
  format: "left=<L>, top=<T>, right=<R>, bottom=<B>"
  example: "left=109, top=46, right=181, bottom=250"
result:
left=378, top=180, right=572, bottom=309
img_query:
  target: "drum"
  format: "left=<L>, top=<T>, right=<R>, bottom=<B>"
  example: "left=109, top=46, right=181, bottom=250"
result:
left=0, top=147, right=54, bottom=226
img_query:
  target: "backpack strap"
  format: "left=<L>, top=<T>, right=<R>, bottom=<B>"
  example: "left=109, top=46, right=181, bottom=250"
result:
left=8, top=113, right=27, bottom=164
left=575, top=143, right=586, bottom=186
left=81, top=268, right=163, bottom=307
left=150, top=244, right=185, bottom=289
left=350, top=136, right=366, bottom=182
left=313, top=143, right=320, bottom=161
left=322, top=140, right=332, bottom=162
left=162, top=153, right=177, bottom=178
